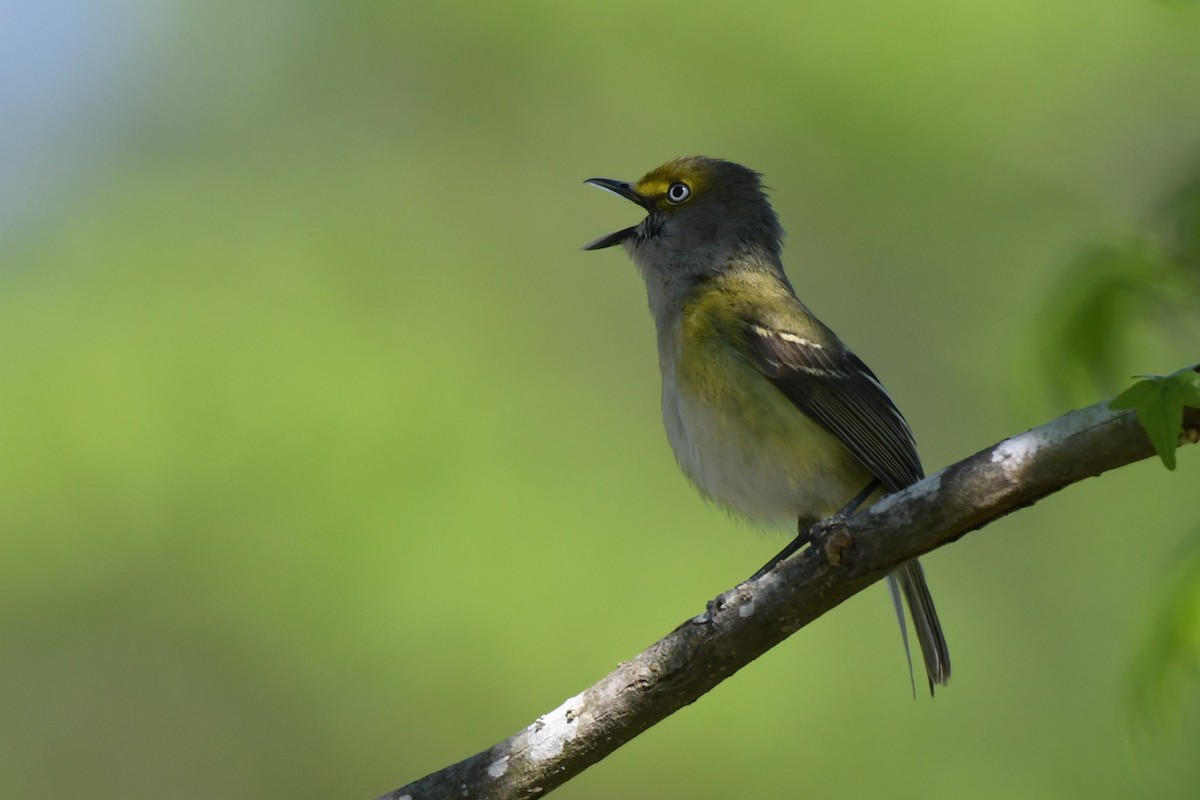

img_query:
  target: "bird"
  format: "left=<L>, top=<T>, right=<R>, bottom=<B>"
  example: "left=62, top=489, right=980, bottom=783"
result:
left=583, top=156, right=950, bottom=693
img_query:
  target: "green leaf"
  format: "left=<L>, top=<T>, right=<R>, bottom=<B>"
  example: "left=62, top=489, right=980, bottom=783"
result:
left=1110, top=369, right=1200, bottom=469
left=1179, top=370, right=1200, bottom=407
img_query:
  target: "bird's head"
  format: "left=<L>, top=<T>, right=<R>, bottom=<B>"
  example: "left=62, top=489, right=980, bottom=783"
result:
left=583, top=156, right=785, bottom=282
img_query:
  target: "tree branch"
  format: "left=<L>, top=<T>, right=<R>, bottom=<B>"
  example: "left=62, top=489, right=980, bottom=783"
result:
left=381, top=372, right=1200, bottom=800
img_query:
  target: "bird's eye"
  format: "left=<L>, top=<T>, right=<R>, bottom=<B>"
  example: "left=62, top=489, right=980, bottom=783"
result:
left=666, top=182, right=691, bottom=204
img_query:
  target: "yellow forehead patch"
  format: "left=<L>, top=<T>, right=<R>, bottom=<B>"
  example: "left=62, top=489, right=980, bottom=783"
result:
left=634, top=157, right=713, bottom=204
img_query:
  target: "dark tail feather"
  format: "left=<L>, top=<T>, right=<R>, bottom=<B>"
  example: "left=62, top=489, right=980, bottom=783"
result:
left=886, top=559, right=950, bottom=695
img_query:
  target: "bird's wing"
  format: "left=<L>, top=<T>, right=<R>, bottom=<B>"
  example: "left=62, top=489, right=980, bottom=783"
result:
left=741, top=318, right=923, bottom=492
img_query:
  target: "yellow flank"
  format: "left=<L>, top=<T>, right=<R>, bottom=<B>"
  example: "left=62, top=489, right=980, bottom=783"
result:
left=673, top=271, right=867, bottom=521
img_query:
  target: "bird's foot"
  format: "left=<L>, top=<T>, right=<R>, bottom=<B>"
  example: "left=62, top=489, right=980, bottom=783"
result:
left=808, top=514, right=856, bottom=566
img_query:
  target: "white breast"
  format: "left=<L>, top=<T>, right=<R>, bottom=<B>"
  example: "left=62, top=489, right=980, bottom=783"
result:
left=659, top=360, right=868, bottom=530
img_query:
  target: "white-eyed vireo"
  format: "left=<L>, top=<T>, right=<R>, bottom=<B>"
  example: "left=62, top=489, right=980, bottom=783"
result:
left=584, top=156, right=950, bottom=693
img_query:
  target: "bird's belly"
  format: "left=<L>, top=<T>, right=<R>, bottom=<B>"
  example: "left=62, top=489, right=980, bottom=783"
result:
left=662, top=357, right=869, bottom=529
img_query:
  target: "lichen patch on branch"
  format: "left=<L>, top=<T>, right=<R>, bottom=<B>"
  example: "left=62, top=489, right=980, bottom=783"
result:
left=527, top=694, right=582, bottom=761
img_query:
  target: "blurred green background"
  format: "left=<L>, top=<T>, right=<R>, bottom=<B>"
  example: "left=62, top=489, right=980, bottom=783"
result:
left=3, top=2, right=1199, bottom=798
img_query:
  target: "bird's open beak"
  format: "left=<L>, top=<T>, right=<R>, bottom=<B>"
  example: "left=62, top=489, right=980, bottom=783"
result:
left=582, top=178, right=651, bottom=250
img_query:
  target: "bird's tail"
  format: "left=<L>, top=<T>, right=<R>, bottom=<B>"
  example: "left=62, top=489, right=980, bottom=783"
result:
left=886, top=559, right=950, bottom=695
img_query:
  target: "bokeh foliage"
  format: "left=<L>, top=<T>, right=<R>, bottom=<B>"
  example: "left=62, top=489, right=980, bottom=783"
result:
left=1043, top=162, right=1200, bottom=401
left=2, top=2, right=1199, bottom=798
